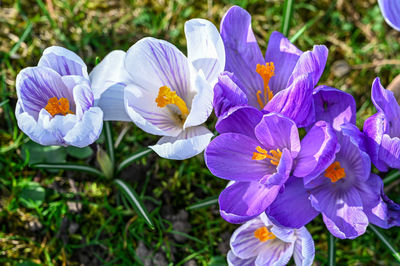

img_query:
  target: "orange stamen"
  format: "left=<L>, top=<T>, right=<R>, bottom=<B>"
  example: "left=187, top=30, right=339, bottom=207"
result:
left=252, top=146, right=282, bottom=166
left=155, top=86, right=189, bottom=117
left=255, top=62, right=275, bottom=109
left=44, top=97, right=74, bottom=117
left=325, top=161, right=346, bottom=183
left=254, top=227, right=276, bottom=242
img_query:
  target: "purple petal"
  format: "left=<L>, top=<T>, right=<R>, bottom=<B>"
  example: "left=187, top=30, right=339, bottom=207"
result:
left=265, top=31, right=302, bottom=93
left=379, top=134, right=400, bottom=170
left=16, top=66, right=74, bottom=120
left=378, top=0, right=400, bottom=31
left=260, top=148, right=292, bottom=186
left=265, top=74, right=315, bottom=127
left=213, top=71, right=248, bottom=117
left=288, top=45, right=328, bottom=87
left=254, top=113, right=301, bottom=157
left=38, top=46, right=88, bottom=78
left=205, top=133, right=267, bottom=182
left=267, top=177, right=319, bottom=228
left=220, top=6, right=264, bottom=108
left=215, top=106, right=262, bottom=139
left=294, top=121, right=339, bottom=181
left=310, top=185, right=368, bottom=239
left=219, top=181, right=281, bottom=224
left=73, top=84, right=94, bottom=118
left=313, top=86, right=357, bottom=131
left=364, top=113, right=388, bottom=172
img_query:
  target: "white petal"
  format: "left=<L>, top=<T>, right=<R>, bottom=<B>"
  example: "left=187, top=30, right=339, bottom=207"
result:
left=38, top=46, right=88, bottom=78
left=185, top=18, right=225, bottom=86
left=89, top=50, right=131, bottom=100
left=183, top=71, right=213, bottom=129
left=227, top=250, right=256, bottom=266
left=125, top=37, right=192, bottom=104
left=255, top=240, right=294, bottom=266
left=95, top=83, right=131, bottom=121
left=149, top=125, right=213, bottom=160
left=124, top=84, right=182, bottom=136
left=292, top=227, right=315, bottom=266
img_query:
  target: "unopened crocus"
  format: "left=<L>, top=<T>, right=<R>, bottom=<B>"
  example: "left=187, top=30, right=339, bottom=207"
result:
left=213, top=6, right=328, bottom=127
left=15, top=46, right=103, bottom=147
left=378, top=0, right=400, bottom=31
left=364, top=78, right=400, bottom=171
left=90, top=19, right=225, bottom=160
left=267, top=86, right=400, bottom=239
left=228, top=213, right=314, bottom=266
left=205, top=111, right=338, bottom=224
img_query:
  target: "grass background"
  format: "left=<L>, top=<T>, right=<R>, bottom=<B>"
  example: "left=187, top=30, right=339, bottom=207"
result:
left=1, top=0, right=400, bottom=265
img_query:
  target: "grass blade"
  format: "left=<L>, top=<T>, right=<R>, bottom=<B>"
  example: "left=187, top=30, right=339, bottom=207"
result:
left=369, top=224, right=400, bottom=263
left=281, top=0, right=294, bottom=37
left=8, top=22, right=33, bottom=58
left=187, top=195, right=218, bottom=211
left=114, top=179, right=154, bottom=229
left=116, top=148, right=152, bottom=174
left=32, top=163, right=104, bottom=177
left=328, top=234, right=336, bottom=266
left=0, top=99, right=10, bottom=108
left=104, top=121, right=115, bottom=164
left=383, top=170, right=400, bottom=185
left=290, top=12, right=323, bottom=43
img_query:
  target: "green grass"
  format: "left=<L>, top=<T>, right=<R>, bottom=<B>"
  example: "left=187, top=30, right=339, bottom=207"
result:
left=1, top=0, right=400, bottom=264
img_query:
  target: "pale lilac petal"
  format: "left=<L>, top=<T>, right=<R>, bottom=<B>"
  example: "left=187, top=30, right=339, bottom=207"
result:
left=254, top=113, right=301, bottom=158
left=313, top=86, right=357, bottom=131
left=205, top=133, right=268, bottom=182
left=73, top=84, right=94, bottom=118
left=220, top=6, right=264, bottom=108
left=215, top=106, right=262, bottom=139
left=255, top=239, right=294, bottom=266
left=185, top=18, right=225, bottom=85
left=95, top=83, right=131, bottom=121
left=38, top=46, right=88, bottom=78
left=265, top=74, right=315, bottom=127
left=294, top=121, right=339, bottom=183
left=219, top=181, right=281, bottom=224
left=149, top=125, right=213, bottom=160
left=227, top=251, right=256, bottom=266
left=265, top=31, right=302, bottom=94
left=213, top=71, right=248, bottom=117
left=267, top=177, right=319, bottom=228
left=292, top=227, right=315, bottom=266
left=378, top=0, right=400, bottom=31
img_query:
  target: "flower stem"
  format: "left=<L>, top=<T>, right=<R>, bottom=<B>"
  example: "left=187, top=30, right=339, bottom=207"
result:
left=328, top=234, right=336, bottom=266
left=369, top=224, right=400, bottom=263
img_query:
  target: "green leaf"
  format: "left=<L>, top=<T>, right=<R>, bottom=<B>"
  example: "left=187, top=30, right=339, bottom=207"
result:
left=369, top=224, right=400, bottom=263
left=208, top=256, right=227, bottom=266
left=116, top=148, right=152, bottom=174
left=22, top=141, right=67, bottom=172
left=0, top=99, right=9, bottom=108
left=32, top=163, right=104, bottom=177
left=114, top=179, right=154, bottom=229
left=18, top=181, right=45, bottom=209
left=66, top=146, right=93, bottom=159
left=96, top=147, right=114, bottom=179
left=187, top=195, right=218, bottom=210
left=281, top=0, right=294, bottom=37
left=104, top=121, right=115, bottom=164
left=383, top=170, right=400, bottom=185
left=328, top=233, right=336, bottom=266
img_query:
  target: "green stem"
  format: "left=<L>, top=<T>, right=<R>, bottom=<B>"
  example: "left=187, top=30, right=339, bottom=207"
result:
left=383, top=170, right=400, bottom=185
left=281, top=0, right=294, bottom=37
left=116, top=148, right=153, bottom=174
left=328, top=234, right=336, bottom=266
left=369, top=224, right=400, bottom=263
left=104, top=121, right=115, bottom=164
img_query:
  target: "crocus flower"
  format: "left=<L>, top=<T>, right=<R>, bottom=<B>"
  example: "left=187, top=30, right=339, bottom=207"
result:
left=364, top=78, right=400, bottom=171
left=213, top=6, right=328, bottom=127
left=205, top=110, right=337, bottom=224
left=90, top=19, right=225, bottom=160
left=228, top=213, right=314, bottom=266
left=267, top=86, right=400, bottom=239
left=15, top=46, right=103, bottom=147
left=378, top=0, right=400, bottom=31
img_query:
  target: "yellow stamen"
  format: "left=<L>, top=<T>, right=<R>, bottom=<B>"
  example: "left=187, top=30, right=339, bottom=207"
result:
left=252, top=146, right=282, bottom=166
left=155, top=86, right=189, bottom=117
left=255, top=62, right=275, bottom=109
left=44, top=97, right=74, bottom=117
left=254, top=226, right=276, bottom=242
left=325, top=161, right=346, bottom=183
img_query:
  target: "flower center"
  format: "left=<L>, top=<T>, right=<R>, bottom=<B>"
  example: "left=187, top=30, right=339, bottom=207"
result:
left=155, top=86, right=189, bottom=117
left=255, top=62, right=275, bottom=109
left=252, top=146, right=282, bottom=166
left=254, top=226, right=276, bottom=242
left=44, top=97, right=74, bottom=117
left=325, top=161, right=346, bottom=183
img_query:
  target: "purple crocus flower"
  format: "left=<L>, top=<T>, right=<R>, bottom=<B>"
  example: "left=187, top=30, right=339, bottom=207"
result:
left=267, top=86, right=400, bottom=239
left=15, top=46, right=103, bottom=147
left=378, top=0, right=400, bottom=31
left=227, top=213, right=314, bottom=266
left=213, top=5, right=328, bottom=127
left=364, top=78, right=400, bottom=171
left=205, top=110, right=338, bottom=224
